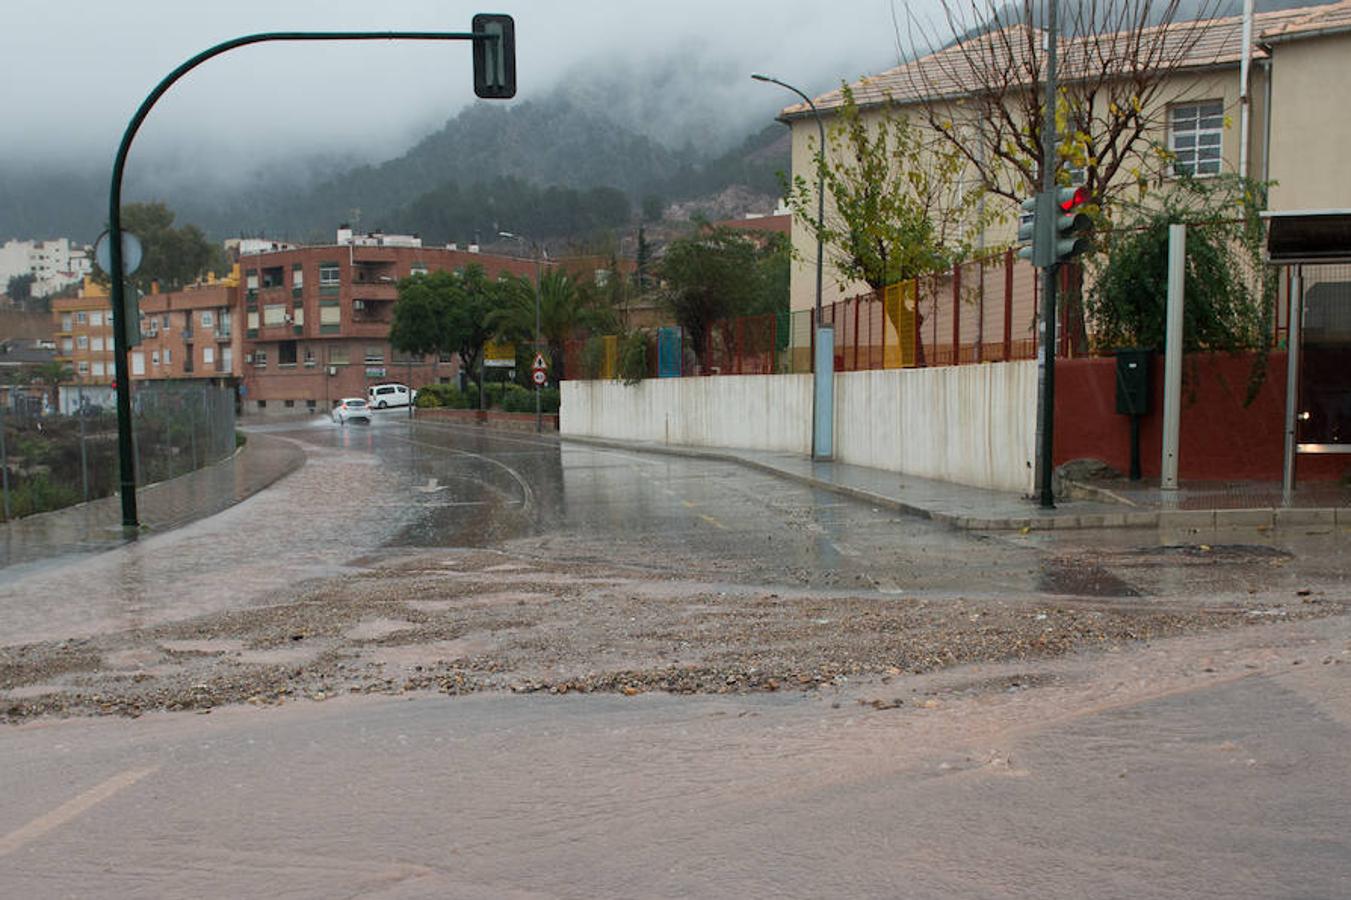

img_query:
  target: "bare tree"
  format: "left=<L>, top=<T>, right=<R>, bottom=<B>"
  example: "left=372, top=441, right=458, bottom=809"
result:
left=899, top=0, right=1228, bottom=211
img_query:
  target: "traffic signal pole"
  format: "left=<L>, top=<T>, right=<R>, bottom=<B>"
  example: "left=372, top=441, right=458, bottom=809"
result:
left=1036, top=1, right=1059, bottom=510
left=104, top=23, right=511, bottom=533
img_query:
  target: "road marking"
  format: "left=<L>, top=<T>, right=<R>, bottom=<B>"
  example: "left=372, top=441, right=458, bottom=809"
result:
left=0, top=766, right=156, bottom=857
left=699, top=514, right=727, bottom=530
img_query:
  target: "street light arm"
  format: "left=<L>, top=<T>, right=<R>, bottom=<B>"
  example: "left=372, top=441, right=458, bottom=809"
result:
left=107, top=29, right=486, bottom=531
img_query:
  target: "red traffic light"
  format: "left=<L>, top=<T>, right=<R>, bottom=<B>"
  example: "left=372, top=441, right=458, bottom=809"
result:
left=1059, top=186, right=1089, bottom=212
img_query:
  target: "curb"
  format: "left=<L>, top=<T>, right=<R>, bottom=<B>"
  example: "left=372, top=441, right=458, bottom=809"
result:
left=560, top=436, right=1347, bottom=532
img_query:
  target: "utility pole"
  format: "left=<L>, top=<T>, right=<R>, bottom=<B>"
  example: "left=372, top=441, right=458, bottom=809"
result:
left=1035, top=0, right=1060, bottom=509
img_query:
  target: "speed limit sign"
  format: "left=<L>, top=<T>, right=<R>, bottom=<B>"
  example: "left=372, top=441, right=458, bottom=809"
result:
left=531, top=368, right=547, bottom=386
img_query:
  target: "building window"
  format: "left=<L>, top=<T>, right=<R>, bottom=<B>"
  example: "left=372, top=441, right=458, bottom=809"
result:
left=247, top=310, right=260, bottom=333
left=292, top=264, right=305, bottom=290
left=76, top=335, right=88, bottom=350
left=364, top=347, right=385, bottom=365
left=1170, top=100, right=1223, bottom=177
left=246, top=270, right=259, bottom=290
left=152, top=350, right=160, bottom=366
left=200, top=310, right=214, bottom=328
left=61, top=314, right=72, bottom=331
left=303, top=347, right=317, bottom=367
left=292, top=306, right=304, bottom=327
left=329, top=346, right=350, bottom=365
left=410, top=262, right=428, bottom=277
left=222, top=347, right=233, bottom=371
left=278, top=341, right=297, bottom=367
left=306, top=399, right=317, bottom=411
left=90, top=311, right=104, bottom=327
left=284, top=399, right=295, bottom=408
left=62, top=338, right=73, bottom=353
left=132, top=352, right=145, bottom=376
left=263, top=304, right=286, bottom=326
left=78, top=361, right=89, bottom=375
left=203, top=346, right=215, bottom=366
left=257, top=400, right=267, bottom=410
left=91, top=336, right=104, bottom=352
left=92, top=361, right=105, bottom=377
left=165, top=349, right=172, bottom=365
left=319, top=263, right=341, bottom=286
left=76, top=311, right=87, bottom=325
left=254, top=350, right=268, bottom=368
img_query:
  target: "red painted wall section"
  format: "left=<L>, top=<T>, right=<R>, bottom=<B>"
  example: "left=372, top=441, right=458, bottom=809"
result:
left=1054, top=352, right=1347, bottom=482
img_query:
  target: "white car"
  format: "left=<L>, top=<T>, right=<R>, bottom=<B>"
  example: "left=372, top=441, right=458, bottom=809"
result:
left=332, top=397, right=371, bottom=424
left=368, top=383, right=416, bottom=409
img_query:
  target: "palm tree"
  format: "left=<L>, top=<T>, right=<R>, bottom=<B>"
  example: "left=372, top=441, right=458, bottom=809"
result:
left=488, top=269, right=615, bottom=380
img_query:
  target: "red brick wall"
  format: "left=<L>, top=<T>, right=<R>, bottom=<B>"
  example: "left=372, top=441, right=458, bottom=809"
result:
left=1054, top=352, right=1347, bottom=482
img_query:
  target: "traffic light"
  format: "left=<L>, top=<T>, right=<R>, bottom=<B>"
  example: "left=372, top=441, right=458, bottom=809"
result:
left=1053, top=185, right=1092, bottom=262
left=1016, top=195, right=1039, bottom=263
left=472, top=14, right=516, bottom=99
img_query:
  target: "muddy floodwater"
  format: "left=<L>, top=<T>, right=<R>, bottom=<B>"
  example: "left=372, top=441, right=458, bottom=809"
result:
left=2, top=419, right=1350, bottom=898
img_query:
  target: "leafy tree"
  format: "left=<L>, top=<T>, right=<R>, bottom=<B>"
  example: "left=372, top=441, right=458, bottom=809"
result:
left=389, top=265, right=501, bottom=387
left=7, top=273, right=35, bottom=306
left=658, top=224, right=786, bottom=366
left=1087, top=175, right=1273, bottom=401
left=782, top=84, right=986, bottom=292
left=92, top=202, right=226, bottom=293
left=489, top=268, right=616, bottom=379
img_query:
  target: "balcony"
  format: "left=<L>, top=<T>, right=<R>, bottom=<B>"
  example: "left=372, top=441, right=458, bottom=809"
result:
left=350, top=282, right=398, bottom=302
left=181, top=329, right=195, bottom=341
left=214, top=328, right=232, bottom=341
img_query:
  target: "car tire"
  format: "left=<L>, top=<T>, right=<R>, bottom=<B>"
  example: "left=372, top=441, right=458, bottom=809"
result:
left=377, top=400, right=387, bottom=409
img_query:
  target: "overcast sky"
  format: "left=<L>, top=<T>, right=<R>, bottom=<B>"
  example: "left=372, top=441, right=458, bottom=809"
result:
left=2, top=1, right=943, bottom=184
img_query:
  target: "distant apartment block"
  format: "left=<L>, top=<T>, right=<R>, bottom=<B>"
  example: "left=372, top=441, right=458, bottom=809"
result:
left=2, top=237, right=93, bottom=299
left=51, top=279, right=115, bottom=383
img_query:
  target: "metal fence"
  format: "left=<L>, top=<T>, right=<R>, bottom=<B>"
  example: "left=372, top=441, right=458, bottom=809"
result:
left=0, top=379, right=236, bottom=521
left=563, top=243, right=1286, bottom=381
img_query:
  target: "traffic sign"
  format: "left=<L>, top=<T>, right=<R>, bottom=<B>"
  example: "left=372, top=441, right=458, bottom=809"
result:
left=532, top=368, right=547, bottom=386
left=532, top=352, right=547, bottom=370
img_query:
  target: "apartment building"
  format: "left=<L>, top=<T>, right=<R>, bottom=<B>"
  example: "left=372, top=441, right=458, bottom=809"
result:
left=132, top=272, right=241, bottom=386
left=238, top=228, right=539, bottom=415
left=2, top=237, right=92, bottom=299
left=51, top=278, right=115, bottom=384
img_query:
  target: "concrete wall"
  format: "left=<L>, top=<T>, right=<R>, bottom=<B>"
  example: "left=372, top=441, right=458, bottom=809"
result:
left=562, top=360, right=1038, bottom=493
left=561, top=375, right=812, bottom=454
left=834, top=363, right=1036, bottom=494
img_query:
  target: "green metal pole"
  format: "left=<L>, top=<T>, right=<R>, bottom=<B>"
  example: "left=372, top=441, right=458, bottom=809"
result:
left=1037, top=2, right=1059, bottom=509
left=106, top=29, right=483, bottom=533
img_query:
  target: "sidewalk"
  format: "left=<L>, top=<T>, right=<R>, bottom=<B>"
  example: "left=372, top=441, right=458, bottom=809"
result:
left=562, top=436, right=1351, bottom=531
left=0, top=430, right=305, bottom=570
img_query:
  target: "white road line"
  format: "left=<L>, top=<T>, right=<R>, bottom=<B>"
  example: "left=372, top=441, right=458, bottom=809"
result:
left=0, top=766, right=156, bottom=857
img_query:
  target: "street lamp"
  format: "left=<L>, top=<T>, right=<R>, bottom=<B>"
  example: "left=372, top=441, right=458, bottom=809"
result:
left=498, top=231, right=543, bottom=433
left=752, top=73, right=831, bottom=460
left=104, top=20, right=515, bottom=533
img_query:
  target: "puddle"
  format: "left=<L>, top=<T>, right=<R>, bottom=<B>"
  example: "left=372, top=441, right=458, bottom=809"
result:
left=1037, top=561, right=1139, bottom=597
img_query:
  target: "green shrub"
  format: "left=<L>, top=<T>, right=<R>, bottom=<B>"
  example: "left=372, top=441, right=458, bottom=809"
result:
left=482, top=382, right=506, bottom=409
left=415, top=383, right=462, bottom=408
left=499, top=383, right=533, bottom=413
left=539, top=387, right=560, bottom=414
left=617, top=331, right=649, bottom=385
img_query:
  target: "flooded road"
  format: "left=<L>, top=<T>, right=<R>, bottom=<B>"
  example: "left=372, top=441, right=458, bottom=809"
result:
left=3, top=415, right=1350, bottom=897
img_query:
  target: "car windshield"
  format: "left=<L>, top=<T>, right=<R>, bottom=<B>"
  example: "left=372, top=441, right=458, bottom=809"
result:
left=347, top=400, right=367, bottom=408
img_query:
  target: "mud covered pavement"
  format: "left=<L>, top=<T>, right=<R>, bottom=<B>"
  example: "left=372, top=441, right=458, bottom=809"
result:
left=5, top=545, right=1344, bottom=722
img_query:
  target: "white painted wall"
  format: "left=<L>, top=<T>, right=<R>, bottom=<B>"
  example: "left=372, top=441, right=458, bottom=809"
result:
left=833, top=362, right=1036, bottom=494
left=561, top=361, right=1037, bottom=493
left=561, top=374, right=812, bottom=454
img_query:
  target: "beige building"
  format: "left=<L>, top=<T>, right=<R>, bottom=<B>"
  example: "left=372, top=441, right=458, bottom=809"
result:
left=778, top=1, right=1351, bottom=316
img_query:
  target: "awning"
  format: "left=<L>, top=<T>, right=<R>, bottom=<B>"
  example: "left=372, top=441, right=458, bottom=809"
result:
left=1264, top=209, right=1351, bottom=264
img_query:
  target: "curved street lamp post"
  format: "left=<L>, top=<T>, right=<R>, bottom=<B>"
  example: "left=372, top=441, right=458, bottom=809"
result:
left=106, top=20, right=514, bottom=532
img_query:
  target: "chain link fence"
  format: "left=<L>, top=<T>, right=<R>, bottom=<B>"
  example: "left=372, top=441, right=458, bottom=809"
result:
left=0, top=379, right=236, bottom=521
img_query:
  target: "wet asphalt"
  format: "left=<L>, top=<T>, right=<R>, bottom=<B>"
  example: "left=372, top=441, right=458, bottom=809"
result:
left=4, top=413, right=1351, bottom=898
left=3, top=411, right=1349, bottom=646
